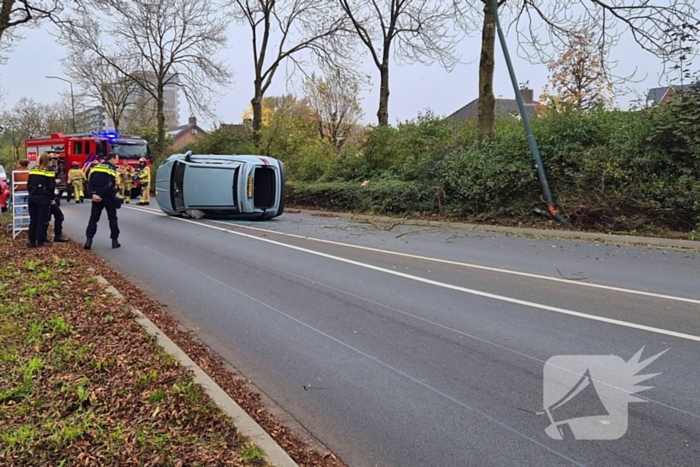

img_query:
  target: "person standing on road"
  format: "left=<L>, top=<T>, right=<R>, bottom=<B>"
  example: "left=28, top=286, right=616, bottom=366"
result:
left=67, top=162, right=87, bottom=203
left=117, top=164, right=134, bottom=204
left=48, top=168, right=69, bottom=243
left=27, top=153, right=55, bottom=248
left=84, top=153, right=121, bottom=250
left=137, top=157, right=150, bottom=205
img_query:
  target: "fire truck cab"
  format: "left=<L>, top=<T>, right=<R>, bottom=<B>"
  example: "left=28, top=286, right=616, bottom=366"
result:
left=25, top=132, right=151, bottom=200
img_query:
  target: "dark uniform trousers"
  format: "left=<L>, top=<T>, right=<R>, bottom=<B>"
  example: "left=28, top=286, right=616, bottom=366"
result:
left=50, top=203, right=64, bottom=239
left=28, top=195, right=51, bottom=243
left=86, top=197, right=120, bottom=240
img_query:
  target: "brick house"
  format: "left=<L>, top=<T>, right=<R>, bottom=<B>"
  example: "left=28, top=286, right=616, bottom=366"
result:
left=447, top=88, right=539, bottom=121
left=168, top=117, right=207, bottom=150
left=646, top=83, right=699, bottom=106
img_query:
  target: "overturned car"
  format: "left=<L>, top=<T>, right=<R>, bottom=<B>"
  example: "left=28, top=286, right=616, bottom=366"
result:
left=155, top=152, right=285, bottom=220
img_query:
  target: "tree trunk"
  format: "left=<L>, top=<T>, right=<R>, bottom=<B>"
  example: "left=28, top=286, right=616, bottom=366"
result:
left=0, top=0, right=17, bottom=44
left=478, top=0, right=496, bottom=143
left=251, top=87, right=263, bottom=146
left=377, top=60, right=390, bottom=126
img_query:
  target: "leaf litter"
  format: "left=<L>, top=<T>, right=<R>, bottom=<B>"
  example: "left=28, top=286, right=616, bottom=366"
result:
left=0, top=231, right=346, bottom=467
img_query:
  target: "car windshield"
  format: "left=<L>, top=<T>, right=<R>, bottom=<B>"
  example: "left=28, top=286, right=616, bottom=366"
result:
left=110, top=141, right=148, bottom=160
left=0, top=165, right=6, bottom=181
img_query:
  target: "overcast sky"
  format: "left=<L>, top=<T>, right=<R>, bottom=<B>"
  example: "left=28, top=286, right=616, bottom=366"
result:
left=0, top=16, right=687, bottom=131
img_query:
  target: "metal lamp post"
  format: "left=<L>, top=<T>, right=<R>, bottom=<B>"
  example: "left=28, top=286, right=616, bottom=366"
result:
left=489, top=0, right=571, bottom=227
left=46, top=76, right=77, bottom=133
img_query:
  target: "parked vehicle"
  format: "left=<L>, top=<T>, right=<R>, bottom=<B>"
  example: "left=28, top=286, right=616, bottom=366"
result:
left=25, top=132, right=151, bottom=199
left=0, top=165, right=9, bottom=211
left=155, top=152, right=285, bottom=220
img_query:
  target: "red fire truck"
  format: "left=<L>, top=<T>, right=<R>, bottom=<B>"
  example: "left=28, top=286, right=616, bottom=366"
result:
left=25, top=132, right=151, bottom=199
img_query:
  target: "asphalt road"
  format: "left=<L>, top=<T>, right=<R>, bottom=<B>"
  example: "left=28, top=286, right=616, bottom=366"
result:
left=59, top=202, right=700, bottom=467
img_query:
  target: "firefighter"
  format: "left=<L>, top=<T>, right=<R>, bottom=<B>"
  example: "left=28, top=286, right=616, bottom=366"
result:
left=84, top=153, right=121, bottom=250
left=137, top=157, right=150, bottom=205
left=67, top=161, right=87, bottom=203
left=117, top=164, right=134, bottom=203
left=27, top=153, right=55, bottom=248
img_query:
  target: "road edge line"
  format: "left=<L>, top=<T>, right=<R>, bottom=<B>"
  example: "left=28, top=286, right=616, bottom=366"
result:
left=94, top=275, right=299, bottom=467
left=291, top=208, right=700, bottom=250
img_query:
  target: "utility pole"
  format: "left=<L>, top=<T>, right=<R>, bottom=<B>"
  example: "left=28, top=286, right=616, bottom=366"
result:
left=489, top=0, right=571, bottom=227
left=46, top=76, right=77, bottom=133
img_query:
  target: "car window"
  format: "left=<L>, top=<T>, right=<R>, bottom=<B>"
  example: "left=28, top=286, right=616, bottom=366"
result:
left=0, top=165, right=6, bottom=181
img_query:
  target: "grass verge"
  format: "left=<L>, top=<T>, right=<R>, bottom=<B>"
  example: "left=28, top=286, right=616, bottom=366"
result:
left=0, top=232, right=273, bottom=466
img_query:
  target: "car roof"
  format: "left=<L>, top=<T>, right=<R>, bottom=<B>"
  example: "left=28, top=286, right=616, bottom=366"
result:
left=169, top=154, right=272, bottom=162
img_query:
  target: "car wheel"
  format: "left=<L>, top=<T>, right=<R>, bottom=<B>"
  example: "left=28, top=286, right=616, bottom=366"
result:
left=273, top=161, right=286, bottom=218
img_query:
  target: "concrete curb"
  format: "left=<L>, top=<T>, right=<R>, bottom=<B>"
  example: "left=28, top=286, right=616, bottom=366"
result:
left=94, top=275, right=298, bottom=467
left=291, top=208, right=700, bottom=250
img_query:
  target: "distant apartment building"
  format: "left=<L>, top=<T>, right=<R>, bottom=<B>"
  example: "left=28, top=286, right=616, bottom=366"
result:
left=85, top=73, right=180, bottom=132
left=76, top=105, right=108, bottom=133
left=122, top=73, right=180, bottom=129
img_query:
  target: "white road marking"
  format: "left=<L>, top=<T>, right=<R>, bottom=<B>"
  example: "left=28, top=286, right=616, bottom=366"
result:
left=216, top=221, right=700, bottom=305
left=124, top=205, right=700, bottom=343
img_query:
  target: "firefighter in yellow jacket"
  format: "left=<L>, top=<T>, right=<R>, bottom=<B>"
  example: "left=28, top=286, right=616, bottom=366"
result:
left=67, top=162, right=87, bottom=203
left=117, top=164, right=134, bottom=204
left=137, top=157, right=150, bottom=205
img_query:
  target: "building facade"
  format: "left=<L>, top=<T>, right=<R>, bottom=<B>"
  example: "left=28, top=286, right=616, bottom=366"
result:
left=76, top=105, right=108, bottom=133
left=85, top=73, right=180, bottom=132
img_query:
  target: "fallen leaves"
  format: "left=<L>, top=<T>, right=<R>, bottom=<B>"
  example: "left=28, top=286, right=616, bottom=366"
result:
left=0, top=232, right=346, bottom=467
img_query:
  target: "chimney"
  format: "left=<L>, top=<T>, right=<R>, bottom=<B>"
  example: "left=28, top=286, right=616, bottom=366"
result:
left=188, top=116, right=196, bottom=126
left=520, top=88, right=534, bottom=104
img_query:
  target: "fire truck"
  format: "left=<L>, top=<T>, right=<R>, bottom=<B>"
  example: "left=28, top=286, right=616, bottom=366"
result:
left=25, top=131, right=152, bottom=200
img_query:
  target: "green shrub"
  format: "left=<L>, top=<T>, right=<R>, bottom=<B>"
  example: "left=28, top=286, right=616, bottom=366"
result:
left=168, top=99, right=700, bottom=232
left=287, top=179, right=436, bottom=215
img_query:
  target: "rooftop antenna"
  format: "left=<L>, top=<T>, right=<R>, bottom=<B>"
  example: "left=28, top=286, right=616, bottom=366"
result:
left=490, top=0, right=572, bottom=227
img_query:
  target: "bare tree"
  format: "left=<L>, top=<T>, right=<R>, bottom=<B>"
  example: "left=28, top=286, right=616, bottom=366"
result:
left=0, top=0, right=62, bottom=51
left=122, top=92, right=159, bottom=131
left=0, top=97, right=72, bottom=160
left=231, top=0, right=351, bottom=142
left=338, top=0, right=461, bottom=126
left=456, top=0, right=700, bottom=141
left=302, top=70, right=365, bottom=147
left=61, top=0, right=232, bottom=159
left=62, top=52, right=138, bottom=133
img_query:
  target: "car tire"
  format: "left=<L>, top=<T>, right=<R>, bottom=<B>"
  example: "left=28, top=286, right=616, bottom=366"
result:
left=273, top=161, right=286, bottom=218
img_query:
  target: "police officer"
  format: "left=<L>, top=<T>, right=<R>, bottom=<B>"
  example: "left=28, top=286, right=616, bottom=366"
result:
left=49, top=170, right=69, bottom=243
left=137, top=157, right=150, bottom=205
left=84, top=153, right=121, bottom=250
left=27, top=152, right=55, bottom=248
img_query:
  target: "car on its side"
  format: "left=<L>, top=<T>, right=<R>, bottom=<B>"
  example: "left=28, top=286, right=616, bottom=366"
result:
left=155, top=152, right=285, bottom=220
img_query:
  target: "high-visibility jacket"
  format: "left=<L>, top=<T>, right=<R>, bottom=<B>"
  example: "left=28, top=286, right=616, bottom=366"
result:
left=88, top=162, right=118, bottom=199
left=138, top=166, right=151, bottom=185
left=68, top=168, right=87, bottom=185
left=27, top=167, right=56, bottom=199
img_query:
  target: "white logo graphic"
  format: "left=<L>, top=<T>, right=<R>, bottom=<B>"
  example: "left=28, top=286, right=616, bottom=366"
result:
left=543, top=347, right=667, bottom=440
